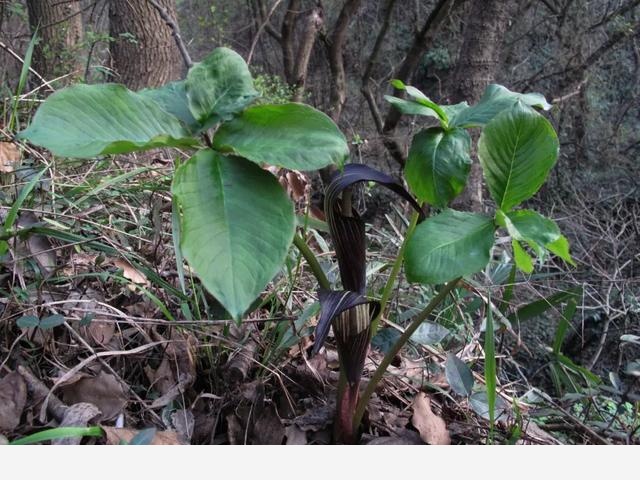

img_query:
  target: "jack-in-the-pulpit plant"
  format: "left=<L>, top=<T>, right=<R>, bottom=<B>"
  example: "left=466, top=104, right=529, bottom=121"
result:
left=309, top=81, right=573, bottom=442
left=18, top=46, right=573, bottom=444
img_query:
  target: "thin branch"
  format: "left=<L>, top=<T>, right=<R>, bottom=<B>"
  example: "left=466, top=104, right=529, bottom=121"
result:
left=361, top=0, right=398, bottom=134
left=381, top=0, right=456, bottom=165
left=145, top=0, right=193, bottom=69
left=247, top=0, right=284, bottom=65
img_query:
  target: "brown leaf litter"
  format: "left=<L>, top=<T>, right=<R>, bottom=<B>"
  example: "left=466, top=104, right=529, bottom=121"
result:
left=411, top=392, right=451, bottom=445
left=0, top=372, right=27, bottom=433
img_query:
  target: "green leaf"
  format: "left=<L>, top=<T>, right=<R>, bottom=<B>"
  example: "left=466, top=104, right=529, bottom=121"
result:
left=384, top=95, right=441, bottom=119
left=17, top=84, right=196, bottom=157
left=449, top=84, right=552, bottom=128
left=185, top=47, right=258, bottom=125
left=172, top=150, right=295, bottom=321
left=547, top=235, right=575, bottom=266
left=405, top=210, right=495, bottom=285
left=405, top=127, right=471, bottom=207
left=410, top=321, right=450, bottom=345
left=508, top=287, right=581, bottom=323
left=512, top=240, right=533, bottom=274
left=17, top=315, right=40, bottom=329
left=478, top=103, right=559, bottom=212
left=445, top=354, right=474, bottom=396
left=139, top=81, right=199, bottom=132
left=403, top=86, right=448, bottom=123
left=39, top=314, right=65, bottom=330
left=498, top=209, right=559, bottom=245
left=213, top=103, right=348, bottom=170
left=496, top=209, right=574, bottom=266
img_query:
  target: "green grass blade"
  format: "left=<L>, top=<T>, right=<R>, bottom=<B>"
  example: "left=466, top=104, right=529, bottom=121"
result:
left=0, top=168, right=47, bottom=255
left=484, top=295, right=497, bottom=439
left=9, top=30, right=38, bottom=132
left=172, top=200, right=186, bottom=294
left=9, top=426, right=103, bottom=445
left=552, top=298, right=576, bottom=355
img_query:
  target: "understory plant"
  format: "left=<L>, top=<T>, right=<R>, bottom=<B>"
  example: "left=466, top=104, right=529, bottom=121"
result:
left=17, top=47, right=573, bottom=443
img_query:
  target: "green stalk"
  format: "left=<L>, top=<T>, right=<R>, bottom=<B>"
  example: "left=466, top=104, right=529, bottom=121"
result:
left=352, top=277, right=461, bottom=431
left=293, top=233, right=330, bottom=290
left=369, top=211, right=420, bottom=336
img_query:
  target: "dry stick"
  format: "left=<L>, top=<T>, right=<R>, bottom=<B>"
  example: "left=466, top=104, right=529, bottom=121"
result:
left=145, top=0, right=193, bottom=69
left=247, top=0, right=284, bottom=65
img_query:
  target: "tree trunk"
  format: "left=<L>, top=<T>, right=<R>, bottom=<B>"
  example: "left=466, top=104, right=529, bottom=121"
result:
left=449, top=0, right=514, bottom=212
left=25, top=0, right=84, bottom=82
left=109, top=0, right=182, bottom=90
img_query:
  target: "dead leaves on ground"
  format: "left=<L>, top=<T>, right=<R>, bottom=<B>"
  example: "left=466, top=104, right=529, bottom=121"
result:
left=0, top=372, right=27, bottom=433
left=0, top=142, right=20, bottom=173
left=59, top=370, right=127, bottom=421
left=103, top=427, right=187, bottom=445
left=411, top=393, right=451, bottom=445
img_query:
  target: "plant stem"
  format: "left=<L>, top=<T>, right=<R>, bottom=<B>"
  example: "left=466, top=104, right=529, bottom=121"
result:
left=352, top=277, right=461, bottom=431
left=293, top=233, right=330, bottom=290
left=369, top=211, right=420, bottom=336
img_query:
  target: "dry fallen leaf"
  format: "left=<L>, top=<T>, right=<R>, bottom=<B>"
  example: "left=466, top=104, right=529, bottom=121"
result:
left=66, top=290, right=116, bottom=346
left=0, top=372, right=27, bottom=433
left=103, top=427, right=187, bottom=445
left=60, top=370, right=127, bottom=421
left=15, top=212, right=56, bottom=277
left=171, top=409, right=195, bottom=443
left=53, top=403, right=101, bottom=445
left=253, top=405, right=285, bottom=445
left=112, top=258, right=149, bottom=289
left=0, top=142, right=20, bottom=173
left=284, top=425, right=307, bottom=445
left=411, top=392, right=451, bottom=445
left=146, top=330, right=196, bottom=407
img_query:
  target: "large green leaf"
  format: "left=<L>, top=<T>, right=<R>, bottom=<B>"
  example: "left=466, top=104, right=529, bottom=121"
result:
left=405, top=127, right=471, bottom=207
left=139, top=81, right=199, bottom=132
left=449, top=84, right=552, bottom=128
left=478, top=103, right=559, bottom=212
left=213, top=103, right=349, bottom=170
left=17, top=84, right=196, bottom=157
left=172, top=150, right=295, bottom=320
left=405, top=210, right=495, bottom=284
left=185, top=47, right=258, bottom=126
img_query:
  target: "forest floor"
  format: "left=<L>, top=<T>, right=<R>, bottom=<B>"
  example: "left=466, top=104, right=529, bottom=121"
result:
left=0, top=135, right=638, bottom=445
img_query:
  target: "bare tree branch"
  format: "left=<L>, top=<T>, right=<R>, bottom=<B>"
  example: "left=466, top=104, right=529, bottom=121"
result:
left=146, top=0, right=193, bottom=69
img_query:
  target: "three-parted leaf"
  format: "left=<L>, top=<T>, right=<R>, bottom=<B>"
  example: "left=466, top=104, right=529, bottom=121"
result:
left=172, top=150, right=295, bottom=321
left=406, top=210, right=494, bottom=284
left=185, top=47, right=258, bottom=126
left=213, top=103, right=349, bottom=170
left=405, top=127, right=471, bottom=207
left=17, top=84, right=196, bottom=157
left=478, top=103, right=559, bottom=212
